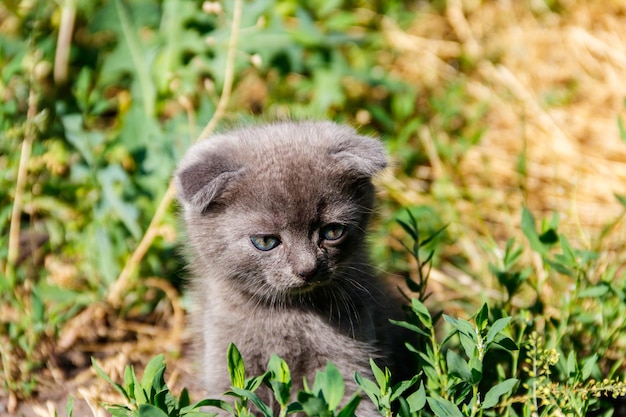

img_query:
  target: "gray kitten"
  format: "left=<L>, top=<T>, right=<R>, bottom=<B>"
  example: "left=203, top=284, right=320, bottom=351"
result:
left=175, top=121, right=407, bottom=416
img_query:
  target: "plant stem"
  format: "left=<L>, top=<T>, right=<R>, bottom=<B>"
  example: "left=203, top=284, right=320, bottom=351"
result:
left=197, top=0, right=242, bottom=140
left=107, top=0, right=243, bottom=307
left=430, top=326, right=448, bottom=399
left=53, top=0, right=76, bottom=84
left=6, top=88, right=38, bottom=281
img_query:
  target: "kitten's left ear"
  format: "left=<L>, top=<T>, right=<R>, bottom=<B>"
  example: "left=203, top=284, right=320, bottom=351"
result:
left=174, top=139, right=244, bottom=212
left=329, top=132, right=387, bottom=178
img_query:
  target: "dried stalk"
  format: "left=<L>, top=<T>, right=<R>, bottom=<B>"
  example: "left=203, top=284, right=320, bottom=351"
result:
left=6, top=88, right=38, bottom=278
left=107, top=0, right=243, bottom=307
left=54, top=0, right=77, bottom=84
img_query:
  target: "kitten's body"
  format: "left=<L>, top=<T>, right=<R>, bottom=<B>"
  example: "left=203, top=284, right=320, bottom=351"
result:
left=175, top=121, right=407, bottom=416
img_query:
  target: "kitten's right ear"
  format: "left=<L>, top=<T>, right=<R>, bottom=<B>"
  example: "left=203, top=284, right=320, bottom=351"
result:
left=174, top=144, right=243, bottom=212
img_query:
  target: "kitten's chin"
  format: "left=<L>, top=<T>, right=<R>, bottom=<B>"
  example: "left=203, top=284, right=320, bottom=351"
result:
left=254, top=273, right=335, bottom=301
left=286, top=281, right=327, bottom=295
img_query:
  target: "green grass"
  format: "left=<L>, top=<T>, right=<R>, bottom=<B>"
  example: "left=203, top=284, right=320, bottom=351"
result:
left=2, top=0, right=626, bottom=416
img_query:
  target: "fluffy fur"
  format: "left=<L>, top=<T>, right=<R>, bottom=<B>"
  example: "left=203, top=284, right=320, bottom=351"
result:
left=175, top=121, right=407, bottom=416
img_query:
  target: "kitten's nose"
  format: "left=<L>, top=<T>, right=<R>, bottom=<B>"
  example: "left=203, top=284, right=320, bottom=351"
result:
left=296, top=265, right=319, bottom=282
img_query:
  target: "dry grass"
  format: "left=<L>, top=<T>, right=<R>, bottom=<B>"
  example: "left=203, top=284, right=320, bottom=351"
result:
left=381, top=0, right=626, bottom=306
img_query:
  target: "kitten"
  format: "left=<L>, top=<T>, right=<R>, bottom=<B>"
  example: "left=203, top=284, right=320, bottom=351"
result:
left=175, top=121, right=407, bottom=416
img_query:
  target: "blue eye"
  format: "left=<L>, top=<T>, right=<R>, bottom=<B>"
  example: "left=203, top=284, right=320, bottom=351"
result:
left=250, top=235, right=281, bottom=251
left=321, top=224, right=346, bottom=241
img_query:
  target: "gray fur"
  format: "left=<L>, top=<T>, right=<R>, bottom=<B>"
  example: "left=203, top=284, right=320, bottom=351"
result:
left=175, top=121, right=405, bottom=416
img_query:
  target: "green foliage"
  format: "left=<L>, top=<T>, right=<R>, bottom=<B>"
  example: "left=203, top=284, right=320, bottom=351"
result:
left=92, top=354, right=216, bottom=417
left=96, top=207, right=626, bottom=416
left=385, top=299, right=520, bottom=417
left=355, top=359, right=423, bottom=417
left=95, top=344, right=365, bottom=417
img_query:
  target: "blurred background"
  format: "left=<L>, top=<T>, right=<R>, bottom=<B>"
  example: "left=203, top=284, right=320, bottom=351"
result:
left=1, top=0, right=626, bottom=415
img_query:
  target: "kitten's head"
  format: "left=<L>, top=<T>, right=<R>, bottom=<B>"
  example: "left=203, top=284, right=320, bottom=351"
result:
left=175, top=121, right=386, bottom=303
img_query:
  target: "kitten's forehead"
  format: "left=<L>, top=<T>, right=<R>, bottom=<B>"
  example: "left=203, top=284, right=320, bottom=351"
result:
left=220, top=124, right=357, bottom=227
left=232, top=123, right=341, bottom=185
left=233, top=122, right=338, bottom=163
left=237, top=154, right=343, bottom=228
left=175, top=120, right=385, bottom=216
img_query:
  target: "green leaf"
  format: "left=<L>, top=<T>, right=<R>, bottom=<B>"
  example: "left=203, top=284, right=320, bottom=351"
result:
left=297, top=391, right=329, bottom=417
left=66, top=396, right=74, bottom=417
left=545, top=259, right=575, bottom=277
left=311, top=64, right=346, bottom=112
left=481, top=378, right=518, bottom=409
left=178, top=388, right=190, bottom=409
left=122, top=365, right=135, bottom=400
left=229, top=387, right=273, bottom=417
left=503, top=238, right=523, bottom=267
left=443, top=315, right=475, bottom=337
left=397, top=397, right=411, bottom=417
left=468, top=356, right=483, bottom=385
left=416, top=345, right=437, bottom=370
left=354, top=372, right=381, bottom=406
left=97, top=165, right=142, bottom=239
left=369, top=359, right=387, bottom=393
left=245, top=373, right=268, bottom=392
left=181, top=399, right=233, bottom=415
left=538, top=228, right=558, bottom=244
left=581, top=354, right=598, bottom=380
left=411, top=299, right=433, bottom=328
left=491, top=266, right=528, bottom=299
left=182, top=412, right=219, bottom=417
left=494, top=335, right=519, bottom=351
left=485, top=317, right=512, bottom=346
left=132, top=364, right=149, bottom=404
left=458, top=333, right=479, bottom=360
left=163, top=390, right=178, bottom=415
left=61, top=113, right=103, bottom=167
left=405, top=381, right=426, bottom=412
left=446, top=350, right=472, bottom=383
left=268, top=355, right=290, bottom=383
left=420, top=224, right=448, bottom=247
left=426, top=397, right=464, bottom=417
left=521, top=208, right=546, bottom=255
left=138, top=404, right=169, bottom=417
left=397, top=218, right=418, bottom=241
left=619, top=115, right=626, bottom=143
left=91, top=357, right=130, bottom=401
left=104, top=405, right=134, bottom=417
left=141, top=354, right=166, bottom=397
left=390, top=374, right=419, bottom=401
left=30, top=290, right=45, bottom=323
left=268, top=355, right=292, bottom=407
left=227, top=343, right=246, bottom=389
left=316, top=362, right=344, bottom=411
left=559, top=235, right=577, bottom=264
left=475, top=303, right=489, bottom=332
left=567, top=351, right=577, bottom=380
left=578, top=284, right=610, bottom=298
left=389, top=319, right=430, bottom=338
left=336, top=394, right=361, bottom=417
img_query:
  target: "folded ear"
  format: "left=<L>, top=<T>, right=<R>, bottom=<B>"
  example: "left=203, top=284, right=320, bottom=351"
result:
left=328, top=131, right=387, bottom=178
left=174, top=143, right=244, bottom=212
